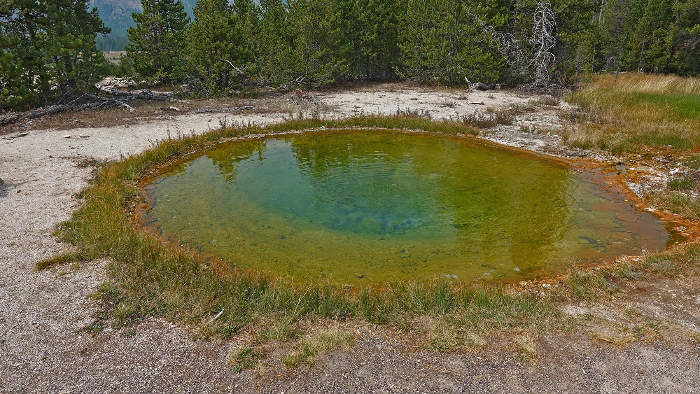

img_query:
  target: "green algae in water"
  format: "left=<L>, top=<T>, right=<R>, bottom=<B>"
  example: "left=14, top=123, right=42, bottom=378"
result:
left=145, top=130, right=669, bottom=284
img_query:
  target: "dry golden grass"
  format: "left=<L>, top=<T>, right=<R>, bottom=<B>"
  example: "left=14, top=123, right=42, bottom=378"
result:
left=514, top=333, right=538, bottom=361
left=586, top=73, right=700, bottom=94
left=563, top=74, right=700, bottom=153
left=283, top=328, right=354, bottom=368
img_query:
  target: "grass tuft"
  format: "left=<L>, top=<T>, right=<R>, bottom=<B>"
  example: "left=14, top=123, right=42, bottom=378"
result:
left=515, top=333, right=538, bottom=361
left=460, top=106, right=520, bottom=128
left=641, top=255, right=681, bottom=278
left=685, top=154, right=700, bottom=169
left=228, top=346, right=266, bottom=372
left=565, top=270, right=618, bottom=299
left=668, top=177, right=696, bottom=191
left=255, top=316, right=302, bottom=343
left=648, top=191, right=700, bottom=220
left=283, top=328, right=354, bottom=368
left=35, top=251, right=79, bottom=270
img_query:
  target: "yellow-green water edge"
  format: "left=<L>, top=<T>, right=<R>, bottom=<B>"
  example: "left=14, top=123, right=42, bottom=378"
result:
left=143, top=130, right=669, bottom=285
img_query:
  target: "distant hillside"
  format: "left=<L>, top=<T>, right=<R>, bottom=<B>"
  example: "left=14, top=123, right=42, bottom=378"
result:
left=92, top=0, right=198, bottom=51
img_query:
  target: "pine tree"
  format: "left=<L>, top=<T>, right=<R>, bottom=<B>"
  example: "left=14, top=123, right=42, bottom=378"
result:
left=47, top=1, right=111, bottom=97
left=1, top=0, right=109, bottom=109
left=126, top=0, right=190, bottom=82
left=257, top=0, right=295, bottom=85
left=287, top=0, right=348, bottom=87
left=185, top=0, right=254, bottom=94
left=668, top=0, right=700, bottom=75
left=232, top=0, right=259, bottom=57
left=342, top=0, right=400, bottom=80
left=597, top=0, right=633, bottom=71
left=625, top=0, right=675, bottom=72
left=0, top=1, right=30, bottom=108
left=398, top=0, right=507, bottom=86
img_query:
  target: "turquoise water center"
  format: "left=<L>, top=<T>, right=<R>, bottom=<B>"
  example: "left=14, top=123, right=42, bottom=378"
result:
left=144, top=130, right=669, bottom=284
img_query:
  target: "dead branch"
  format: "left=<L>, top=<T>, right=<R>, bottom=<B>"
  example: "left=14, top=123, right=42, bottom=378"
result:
left=195, top=106, right=253, bottom=114
left=524, top=1, right=558, bottom=92
left=1, top=104, right=71, bottom=126
left=95, top=84, right=173, bottom=101
left=220, top=59, right=246, bottom=75
left=0, top=93, right=138, bottom=126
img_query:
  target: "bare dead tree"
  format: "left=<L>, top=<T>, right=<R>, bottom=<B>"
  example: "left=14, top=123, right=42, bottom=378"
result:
left=476, top=21, right=528, bottom=77
left=525, top=1, right=558, bottom=92
left=468, top=0, right=559, bottom=93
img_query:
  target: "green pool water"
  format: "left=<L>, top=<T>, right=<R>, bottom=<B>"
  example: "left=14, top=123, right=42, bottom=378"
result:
left=144, top=130, right=670, bottom=284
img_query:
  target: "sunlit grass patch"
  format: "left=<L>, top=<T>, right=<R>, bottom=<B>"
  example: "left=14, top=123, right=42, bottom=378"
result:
left=563, top=74, right=700, bottom=152
left=228, top=345, right=266, bottom=372
left=685, top=154, right=700, bottom=169
left=254, top=315, right=302, bottom=343
left=429, top=317, right=488, bottom=352
left=564, top=270, right=619, bottom=299
left=283, top=328, right=354, bottom=368
left=514, top=333, right=538, bottom=361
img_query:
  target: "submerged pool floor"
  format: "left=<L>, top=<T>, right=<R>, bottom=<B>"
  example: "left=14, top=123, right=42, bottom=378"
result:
left=144, top=130, right=669, bottom=284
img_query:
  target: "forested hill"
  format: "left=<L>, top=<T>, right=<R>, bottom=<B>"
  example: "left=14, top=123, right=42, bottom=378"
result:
left=92, top=0, right=198, bottom=51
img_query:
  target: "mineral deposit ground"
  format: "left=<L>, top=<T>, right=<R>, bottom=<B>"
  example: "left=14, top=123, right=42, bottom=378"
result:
left=1, top=84, right=698, bottom=392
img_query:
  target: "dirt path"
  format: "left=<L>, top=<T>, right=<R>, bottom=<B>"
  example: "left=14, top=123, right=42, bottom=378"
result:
left=1, top=86, right=698, bottom=393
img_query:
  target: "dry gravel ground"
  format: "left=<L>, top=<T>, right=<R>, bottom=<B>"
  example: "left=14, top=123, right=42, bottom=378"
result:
left=1, top=86, right=698, bottom=393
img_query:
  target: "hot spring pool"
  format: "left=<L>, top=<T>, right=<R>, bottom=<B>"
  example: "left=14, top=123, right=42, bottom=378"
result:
left=143, top=130, right=670, bottom=284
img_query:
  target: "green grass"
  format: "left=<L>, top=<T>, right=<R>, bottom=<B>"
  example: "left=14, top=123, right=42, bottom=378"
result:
left=35, top=251, right=79, bottom=270
left=563, top=74, right=700, bottom=153
left=228, top=346, right=266, bottom=372
left=685, top=154, right=700, bottom=169
left=648, top=190, right=700, bottom=220
left=49, top=114, right=700, bottom=361
left=668, top=177, right=696, bottom=191
left=283, top=328, right=354, bottom=368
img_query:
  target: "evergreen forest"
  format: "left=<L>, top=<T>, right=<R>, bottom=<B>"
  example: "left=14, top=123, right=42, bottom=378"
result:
left=1, top=0, right=698, bottom=110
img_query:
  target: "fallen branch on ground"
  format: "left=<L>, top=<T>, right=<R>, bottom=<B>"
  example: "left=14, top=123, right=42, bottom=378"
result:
left=195, top=106, right=253, bottom=114
left=95, top=84, right=173, bottom=101
left=0, top=84, right=174, bottom=126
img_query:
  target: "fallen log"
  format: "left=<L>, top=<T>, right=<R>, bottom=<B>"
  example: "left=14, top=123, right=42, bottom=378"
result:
left=95, top=85, right=173, bottom=101
left=1, top=104, right=71, bottom=126
left=0, top=84, right=174, bottom=126
left=0, top=94, right=137, bottom=126
left=195, top=106, right=253, bottom=114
